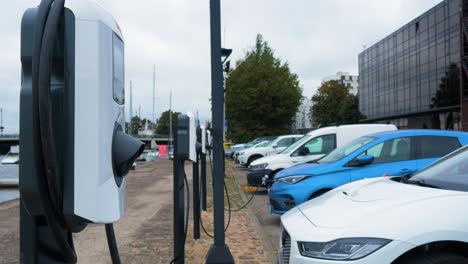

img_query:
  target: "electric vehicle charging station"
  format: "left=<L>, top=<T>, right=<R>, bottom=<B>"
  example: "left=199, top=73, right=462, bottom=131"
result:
left=19, top=0, right=144, bottom=262
left=173, top=112, right=199, bottom=264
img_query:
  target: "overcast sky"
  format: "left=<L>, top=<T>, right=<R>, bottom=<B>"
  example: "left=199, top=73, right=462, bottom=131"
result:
left=0, top=0, right=443, bottom=134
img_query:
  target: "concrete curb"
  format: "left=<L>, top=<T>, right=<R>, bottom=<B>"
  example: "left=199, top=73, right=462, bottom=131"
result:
left=228, top=162, right=277, bottom=264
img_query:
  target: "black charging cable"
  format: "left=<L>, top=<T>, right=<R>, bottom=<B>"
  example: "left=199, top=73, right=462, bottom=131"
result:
left=33, top=0, right=77, bottom=262
left=34, top=1, right=122, bottom=263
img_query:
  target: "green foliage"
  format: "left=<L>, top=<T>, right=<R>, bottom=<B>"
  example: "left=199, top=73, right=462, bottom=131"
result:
left=130, top=116, right=141, bottom=135
left=156, top=110, right=181, bottom=135
left=310, top=80, right=364, bottom=127
left=225, top=34, right=302, bottom=143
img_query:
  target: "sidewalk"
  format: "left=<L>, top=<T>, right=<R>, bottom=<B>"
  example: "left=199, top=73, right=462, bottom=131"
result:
left=184, top=159, right=271, bottom=263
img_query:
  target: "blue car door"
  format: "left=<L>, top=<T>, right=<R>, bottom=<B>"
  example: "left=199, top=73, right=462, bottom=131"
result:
left=417, top=135, right=463, bottom=170
left=348, top=136, right=418, bottom=182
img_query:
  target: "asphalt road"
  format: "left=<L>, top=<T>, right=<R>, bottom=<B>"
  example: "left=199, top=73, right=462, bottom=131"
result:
left=228, top=160, right=282, bottom=258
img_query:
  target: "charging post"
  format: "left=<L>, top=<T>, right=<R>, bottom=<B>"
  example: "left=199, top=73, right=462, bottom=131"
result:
left=206, top=0, right=234, bottom=263
left=173, top=113, right=197, bottom=264
left=19, top=1, right=144, bottom=263
left=200, top=127, right=208, bottom=211
left=192, top=124, right=201, bottom=240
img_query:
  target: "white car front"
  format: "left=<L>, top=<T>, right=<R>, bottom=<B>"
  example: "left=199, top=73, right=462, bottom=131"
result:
left=281, top=146, right=468, bottom=264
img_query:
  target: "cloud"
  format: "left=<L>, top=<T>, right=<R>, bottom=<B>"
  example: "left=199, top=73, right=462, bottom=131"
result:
left=0, top=0, right=443, bottom=133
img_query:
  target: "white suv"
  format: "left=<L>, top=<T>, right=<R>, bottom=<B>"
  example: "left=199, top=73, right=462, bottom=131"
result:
left=237, top=135, right=302, bottom=167
left=247, top=124, right=397, bottom=186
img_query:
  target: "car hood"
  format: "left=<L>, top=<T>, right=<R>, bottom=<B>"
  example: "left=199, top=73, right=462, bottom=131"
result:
left=250, top=153, right=289, bottom=166
left=297, top=178, right=453, bottom=228
left=274, top=162, right=336, bottom=179
left=243, top=146, right=270, bottom=154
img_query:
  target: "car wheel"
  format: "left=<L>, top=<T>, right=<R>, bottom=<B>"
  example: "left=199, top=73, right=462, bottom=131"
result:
left=396, top=251, right=467, bottom=264
left=247, top=155, right=262, bottom=167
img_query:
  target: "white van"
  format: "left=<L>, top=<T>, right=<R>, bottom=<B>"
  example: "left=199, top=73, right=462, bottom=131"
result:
left=246, top=124, right=397, bottom=186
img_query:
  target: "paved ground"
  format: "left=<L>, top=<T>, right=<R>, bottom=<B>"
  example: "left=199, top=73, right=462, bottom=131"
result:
left=0, top=159, right=275, bottom=263
left=226, top=160, right=282, bottom=261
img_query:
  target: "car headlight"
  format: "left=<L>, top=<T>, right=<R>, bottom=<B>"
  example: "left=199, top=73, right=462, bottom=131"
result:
left=249, top=163, right=268, bottom=170
left=298, top=238, right=391, bottom=260
left=239, top=151, right=245, bottom=156
left=277, top=175, right=309, bottom=184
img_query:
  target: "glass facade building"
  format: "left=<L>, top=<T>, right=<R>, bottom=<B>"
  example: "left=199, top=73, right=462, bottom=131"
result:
left=359, top=0, right=462, bottom=129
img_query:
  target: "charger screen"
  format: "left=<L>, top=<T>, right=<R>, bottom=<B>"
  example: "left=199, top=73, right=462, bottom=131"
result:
left=113, top=33, right=125, bottom=105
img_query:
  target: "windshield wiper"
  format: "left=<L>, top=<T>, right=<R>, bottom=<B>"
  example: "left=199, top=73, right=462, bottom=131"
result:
left=404, top=179, right=440, bottom=189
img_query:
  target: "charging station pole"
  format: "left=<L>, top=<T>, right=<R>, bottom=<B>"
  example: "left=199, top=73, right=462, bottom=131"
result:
left=173, top=119, right=185, bottom=264
left=200, top=149, right=207, bottom=211
left=193, top=126, right=201, bottom=240
left=206, top=0, right=234, bottom=263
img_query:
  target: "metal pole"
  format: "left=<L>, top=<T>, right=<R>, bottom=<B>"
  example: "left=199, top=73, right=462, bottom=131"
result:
left=169, top=89, right=172, bottom=146
left=206, top=0, right=234, bottom=263
left=193, top=152, right=200, bottom=240
left=201, top=152, right=207, bottom=211
left=129, top=81, right=133, bottom=135
left=173, top=141, right=185, bottom=264
left=153, top=64, right=156, bottom=125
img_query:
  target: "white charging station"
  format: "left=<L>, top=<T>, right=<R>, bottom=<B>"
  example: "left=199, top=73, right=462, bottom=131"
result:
left=187, top=112, right=197, bottom=162
left=20, top=0, right=144, bottom=262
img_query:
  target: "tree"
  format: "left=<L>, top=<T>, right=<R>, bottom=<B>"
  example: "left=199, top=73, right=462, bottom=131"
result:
left=130, top=116, right=141, bottom=135
left=225, top=34, right=302, bottom=143
left=156, top=110, right=181, bottom=135
left=310, top=80, right=364, bottom=127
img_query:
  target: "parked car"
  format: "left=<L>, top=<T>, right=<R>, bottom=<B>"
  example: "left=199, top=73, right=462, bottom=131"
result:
left=247, top=124, right=397, bottom=186
left=280, top=145, right=468, bottom=264
left=238, top=135, right=302, bottom=167
left=269, top=129, right=468, bottom=214
left=225, top=144, right=245, bottom=159
left=234, top=137, right=277, bottom=163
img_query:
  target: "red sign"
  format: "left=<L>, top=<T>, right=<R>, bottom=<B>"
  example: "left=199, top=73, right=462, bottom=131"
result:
left=159, top=145, right=168, bottom=159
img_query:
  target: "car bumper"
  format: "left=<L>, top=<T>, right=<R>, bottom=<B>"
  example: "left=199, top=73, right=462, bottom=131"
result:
left=269, top=181, right=310, bottom=215
left=247, top=169, right=272, bottom=186
left=238, top=155, right=247, bottom=165
left=279, top=218, right=414, bottom=264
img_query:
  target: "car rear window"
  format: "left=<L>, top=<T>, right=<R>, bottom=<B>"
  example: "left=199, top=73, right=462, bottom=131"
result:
left=419, top=136, right=461, bottom=159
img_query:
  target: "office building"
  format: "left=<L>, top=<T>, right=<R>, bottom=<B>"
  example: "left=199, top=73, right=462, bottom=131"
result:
left=359, top=0, right=468, bottom=130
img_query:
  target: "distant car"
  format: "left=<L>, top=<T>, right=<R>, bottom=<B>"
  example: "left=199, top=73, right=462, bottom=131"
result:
left=225, top=144, right=245, bottom=159
left=247, top=124, right=397, bottom=186
left=269, top=129, right=468, bottom=214
left=280, top=145, right=468, bottom=264
left=135, top=150, right=149, bottom=163
left=238, top=135, right=302, bottom=167
left=169, top=146, right=174, bottom=160
left=234, top=138, right=276, bottom=163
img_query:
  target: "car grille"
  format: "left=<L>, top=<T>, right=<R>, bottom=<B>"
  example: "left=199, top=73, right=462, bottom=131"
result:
left=282, top=230, right=291, bottom=264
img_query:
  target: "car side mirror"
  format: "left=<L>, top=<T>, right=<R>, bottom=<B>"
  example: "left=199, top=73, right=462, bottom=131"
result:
left=272, top=144, right=278, bottom=148
left=298, top=146, right=310, bottom=156
left=356, top=155, right=374, bottom=166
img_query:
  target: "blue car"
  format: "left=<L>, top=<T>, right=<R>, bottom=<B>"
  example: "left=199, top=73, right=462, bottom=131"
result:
left=268, top=129, right=468, bottom=214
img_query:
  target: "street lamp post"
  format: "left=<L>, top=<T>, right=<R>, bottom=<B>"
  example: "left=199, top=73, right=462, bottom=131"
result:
left=206, top=1, right=234, bottom=263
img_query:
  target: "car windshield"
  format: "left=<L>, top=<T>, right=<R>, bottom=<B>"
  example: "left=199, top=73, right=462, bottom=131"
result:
left=409, top=146, right=468, bottom=191
left=281, top=135, right=309, bottom=154
left=244, top=142, right=258, bottom=148
left=318, top=136, right=376, bottom=163
left=254, top=141, right=270, bottom=148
